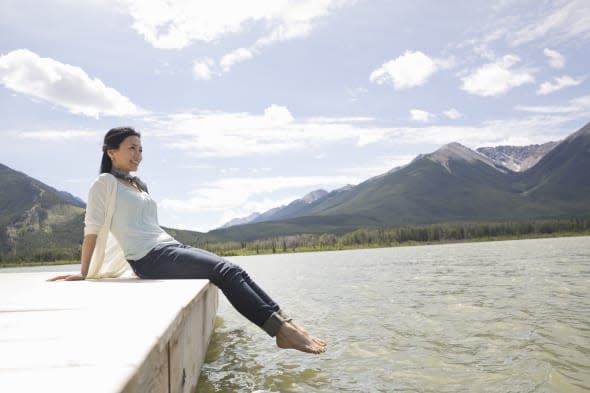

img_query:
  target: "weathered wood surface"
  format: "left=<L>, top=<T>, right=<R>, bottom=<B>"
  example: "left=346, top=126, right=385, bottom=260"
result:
left=0, top=272, right=218, bottom=393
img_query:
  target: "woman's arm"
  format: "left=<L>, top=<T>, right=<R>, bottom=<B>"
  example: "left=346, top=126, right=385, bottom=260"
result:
left=47, top=234, right=97, bottom=281
left=48, top=176, right=107, bottom=282
left=80, top=234, right=98, bottom=277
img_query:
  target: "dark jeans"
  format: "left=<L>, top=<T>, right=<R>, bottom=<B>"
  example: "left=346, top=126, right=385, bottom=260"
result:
left=128, top=243, right=280, bottom=332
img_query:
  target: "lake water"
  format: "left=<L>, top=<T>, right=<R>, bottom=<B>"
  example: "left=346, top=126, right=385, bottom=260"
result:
left=197, top=237, right=590, bottom=393
left=4, top=237, right=588, bottom=392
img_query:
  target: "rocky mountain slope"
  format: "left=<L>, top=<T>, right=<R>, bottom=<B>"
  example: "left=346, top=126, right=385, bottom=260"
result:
left=0, top=163, right=86, bottom=261
left=477, top=141, right=559, bottom=172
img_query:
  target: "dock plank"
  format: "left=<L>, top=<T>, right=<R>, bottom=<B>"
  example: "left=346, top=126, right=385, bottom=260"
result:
left=0, top=272, right=218, bottom=393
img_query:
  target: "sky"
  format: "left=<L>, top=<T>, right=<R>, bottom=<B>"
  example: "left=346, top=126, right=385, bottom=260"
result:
left=1, top=0, right=589, bottom=232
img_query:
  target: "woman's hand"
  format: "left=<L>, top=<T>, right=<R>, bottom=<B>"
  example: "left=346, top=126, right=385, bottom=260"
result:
left=47, top=273, right=86, bottom=282
left=47, top=235, right=97, bottom=282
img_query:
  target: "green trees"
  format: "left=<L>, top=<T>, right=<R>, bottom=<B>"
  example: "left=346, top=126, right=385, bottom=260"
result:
left=200, top=218, right=590, bottom=257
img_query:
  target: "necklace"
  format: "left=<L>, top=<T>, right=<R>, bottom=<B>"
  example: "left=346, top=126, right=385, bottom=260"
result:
left=110, top=167, right=149, bottom=193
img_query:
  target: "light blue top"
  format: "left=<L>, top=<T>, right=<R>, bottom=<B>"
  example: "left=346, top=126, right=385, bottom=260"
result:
left=110, top=181, right=179, bottom=260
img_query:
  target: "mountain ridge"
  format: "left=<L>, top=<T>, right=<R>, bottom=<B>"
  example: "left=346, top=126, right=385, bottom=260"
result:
left=427, top=142, right=500, bottom=173
left=210, top=121, right=590, bottom=240
left=219, top=188, right=329, bottom=228
left=219, top=133, right=576, bottom=230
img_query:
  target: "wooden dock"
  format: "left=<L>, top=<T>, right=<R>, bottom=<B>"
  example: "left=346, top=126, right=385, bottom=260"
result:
left=0, top=272, right=218, bottom=393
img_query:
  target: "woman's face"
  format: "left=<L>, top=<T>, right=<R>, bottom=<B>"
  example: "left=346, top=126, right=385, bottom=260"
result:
left=108, top=135, right=142, bottom=173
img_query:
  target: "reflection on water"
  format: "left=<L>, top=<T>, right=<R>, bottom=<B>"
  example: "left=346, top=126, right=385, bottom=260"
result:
left=197, top=237, right=590, bottom=392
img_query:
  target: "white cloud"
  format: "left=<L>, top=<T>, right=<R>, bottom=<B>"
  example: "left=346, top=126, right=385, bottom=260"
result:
left=220, top=48, right=254, bottom=72
left=213, top=1, right=348, bottom=72
left=142, top=96, right=588, bottom=162
left=192, top=58, right=214, bottom=80
left=347, top=86, right=368, bottom=102
left=118, top=0, right=347, bottom=49
left=443, top=108, right=462, bottom=119
left=356, top=129, right=388, bottom=147
left=537, top=75, right=583, bottom=95
left=338, top=155, right=417, bottom=178
left=460, top=55, right=534, bottom=96
left=511, top=0, right=590, bottom=46
left=150, top=105, right=382, bottom=157
left=17, top=130, right=98, bottom=140
left=379, top=118, right=568, bottom=148
left=308, top=116, right=374, bottom=124
left=410, top=109, right=433, bottom=122
left=369, top=51, right=452, bottom=90
left=155, top=106, right=306, bottom=157
left=473, top=44, right=496, bottom=60
left=0, top=49, right=142, bottom=117
left=543, top=48, right=565, bottom=69
left=117, top=0, right=350, bottom=74
left=264, top=104, right=294, bottom=124
left=253, top=17, right=314, bottom=48
left=514, top=104, right=576, bottom=114
left=151, top=107, right=428, bottom=157
left=516, top=94, right=590, bottom=113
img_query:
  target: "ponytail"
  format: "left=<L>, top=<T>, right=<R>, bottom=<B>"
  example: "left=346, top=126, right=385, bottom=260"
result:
left=100, top=151, right=112, bottom=174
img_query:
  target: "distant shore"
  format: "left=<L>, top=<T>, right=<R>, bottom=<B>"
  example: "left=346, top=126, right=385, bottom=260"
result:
left=2, top=230, right=589, bottom=269
left=209, top=230, right=590, bottom=257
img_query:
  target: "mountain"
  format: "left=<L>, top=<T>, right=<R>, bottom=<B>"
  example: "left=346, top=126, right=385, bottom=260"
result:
left=57, top=191, right=86, bottom=208
left=218, top=142, right=555, bottom=232
left=220, top=212, right=263, bottom=229
left=425, top=142, right=504, bottom=172
left=515, top=122, right=590, bottom=210
left=219, top=140, right=562, bottom=231
left=220, top=189, right=329, bottom=228
left=0, top=163, right=87, bottom=260
left=0, top=163, right=205, bottom=262
left=301, top=142, right=546, bottom=224
left=209, top=122, right=590, bottom=241
left=251, top=189, right=329, bottom=223
left=477, top=141, right=559, bottom=172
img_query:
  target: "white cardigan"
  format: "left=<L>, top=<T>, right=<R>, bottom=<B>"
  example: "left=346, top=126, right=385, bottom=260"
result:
left=84, top=173, right=133, bottom=279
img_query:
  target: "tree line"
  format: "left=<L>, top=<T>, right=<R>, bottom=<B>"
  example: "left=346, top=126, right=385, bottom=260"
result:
left=2, top=218, right=589, bottom=265
left=192, top=218, right=590, bottom=256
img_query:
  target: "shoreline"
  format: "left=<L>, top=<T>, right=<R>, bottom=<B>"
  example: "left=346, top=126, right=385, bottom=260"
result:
left=2, top=231, right=589, bottom=269
left=212, top=230, right=590, bottom=256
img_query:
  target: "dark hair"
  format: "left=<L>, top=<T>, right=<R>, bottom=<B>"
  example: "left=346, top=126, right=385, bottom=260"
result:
left=100, top=127, right=141, bottom=173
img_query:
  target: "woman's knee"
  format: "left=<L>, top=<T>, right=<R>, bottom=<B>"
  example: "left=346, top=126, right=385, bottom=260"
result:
left=211, top=259, right=244, bottom=285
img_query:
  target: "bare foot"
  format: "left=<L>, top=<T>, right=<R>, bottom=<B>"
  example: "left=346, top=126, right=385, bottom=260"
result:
left=289, top=320, right=327, bottom=348
left=276, top=322, right=327, bottom=354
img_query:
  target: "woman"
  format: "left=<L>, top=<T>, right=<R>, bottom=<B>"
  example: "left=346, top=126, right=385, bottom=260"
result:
left=49, top=127, right=327, bottom=354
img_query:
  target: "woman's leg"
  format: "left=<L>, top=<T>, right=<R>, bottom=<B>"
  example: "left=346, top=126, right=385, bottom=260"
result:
left=130, top=244, right=281, bottom=331
left=130, top=243, right=327, bottom=353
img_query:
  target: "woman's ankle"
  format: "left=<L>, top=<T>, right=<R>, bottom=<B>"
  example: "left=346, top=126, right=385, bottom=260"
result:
left=262, top=311, right=290, bottom=337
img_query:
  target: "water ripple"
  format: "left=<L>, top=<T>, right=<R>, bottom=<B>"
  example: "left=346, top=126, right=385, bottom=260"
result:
left=198, top=237, right=590, bottom=392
